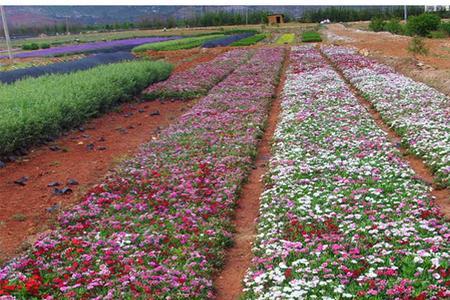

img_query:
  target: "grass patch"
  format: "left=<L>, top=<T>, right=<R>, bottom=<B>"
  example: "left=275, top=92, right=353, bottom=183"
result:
left=0, top=60, right=172, bottom=157
left=301, top=31, right=322, bottom=42
left=275, top=33, right=295, bottom=45
left=230, top=33, right=267, bottom=46
left=132, top=34, right=224, bottom=52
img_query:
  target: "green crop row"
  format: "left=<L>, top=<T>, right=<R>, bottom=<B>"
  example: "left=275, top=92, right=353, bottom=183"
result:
left=0, top=60, right=172, bottom=157
left=275, top=33, right=295, bottom=45
left=230, top=33, right=267, bottom=46
left=301, top=31, right=322, bottom=42
left=132, top=34, right=224, bottom=52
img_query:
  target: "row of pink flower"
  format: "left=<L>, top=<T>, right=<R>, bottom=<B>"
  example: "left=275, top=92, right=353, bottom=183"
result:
left=322, top=45, right=450, bottom=188
left=0, top=47, right=285, bottom=299
left=243, top=46, right=450, bottom=299
left=143, top=48, right=253, bottom=100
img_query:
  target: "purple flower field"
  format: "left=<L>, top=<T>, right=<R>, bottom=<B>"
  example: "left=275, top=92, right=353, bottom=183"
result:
left=1, top=37, right=178, bottom=59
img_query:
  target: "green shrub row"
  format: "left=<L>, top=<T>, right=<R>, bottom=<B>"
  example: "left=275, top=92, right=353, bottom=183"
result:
left=0, top=60, right=172, bottom=157
left=369, top=13, right=450, bottom=38
left=230, top=33, right=267, bottom=46
left=301, top=31, right=322, bottom=42
left=132, top=34, right=224, bottom=52
left=21, top=43, right=51, bottom=50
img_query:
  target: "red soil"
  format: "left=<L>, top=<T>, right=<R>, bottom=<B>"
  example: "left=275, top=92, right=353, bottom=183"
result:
left=214, top=47, right=290, bottom=300
left=0, top=50, right=224, bottom=262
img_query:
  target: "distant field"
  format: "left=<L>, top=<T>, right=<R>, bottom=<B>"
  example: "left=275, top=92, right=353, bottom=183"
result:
left=0, top=23, right=318, bottom=50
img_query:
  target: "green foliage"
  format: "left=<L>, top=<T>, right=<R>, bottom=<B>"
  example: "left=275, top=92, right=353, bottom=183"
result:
left=369, top=17, right=386, bottom=32
left=301, top=31, right=322, bottom=42
left=21, top=43, right=40, bottom=51
left=407, top=36, right=429, bottom=56
left=276, top=33, right=295, bottom=45
left=383, top=18, right=405, bottom=34
left=39, top=43, right=51, bottom=49
left=429, top=30, right=447, bottom=39
left=438, top=21, right=450, bottom=35
left=0, top=60, right=172, bottom=157
left=406, top=13, right=441, bottom=36
left=132, top=35, right=224, bottom=52
left=230, top=33, right=267, bottom=46
left=301, top=6, right=424, bottom=23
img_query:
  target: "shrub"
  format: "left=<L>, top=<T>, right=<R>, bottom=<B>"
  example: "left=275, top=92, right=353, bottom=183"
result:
left=429, top=30, right=447, bottom=39
left=369, top=17, right=386, bottom=32
left=383, top=18, right=404, bottom=34
left=0, top=60, right=173, bottom=157
left=275, top=33, right=295, bottom=45
left=21, top=43, right=39, bottom=51
left=438, top=21, right=450, bottom=35
left=406, top=13, right=441, bottom=36
left=301, top=31, right=322, bottom=42
left=39, top=43, right=51, bottom=49
left=408, top=36, right=429, bottom=56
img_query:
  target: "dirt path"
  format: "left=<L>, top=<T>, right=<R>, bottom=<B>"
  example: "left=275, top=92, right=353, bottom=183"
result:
left=214, top=47, right=290, bottom=300
left=0, top=50, right=228, bottom=262
left=320, top=49, right=450, bottom=220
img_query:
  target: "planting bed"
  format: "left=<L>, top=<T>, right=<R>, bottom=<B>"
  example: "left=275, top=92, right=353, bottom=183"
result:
left=0, top=49, right=212, bottom=263
left=0, top=52, right=134, bottom=84
left=132, top=35, right=223, bottom=52
left=243, top=46, right=450, bottom=299
left=322, top=46, right=450, bottom=187
left=0, top=60, right=172, bottom=159
left=0, top=47, right=285, bottom=299
left=201, top=33, right=254, bottom=48
left=1, top=37, right=176, bottom=58
left=144, top=48, right=253, bottom=100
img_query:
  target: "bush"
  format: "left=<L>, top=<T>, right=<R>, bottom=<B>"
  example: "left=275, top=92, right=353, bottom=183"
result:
left=438, top=21, right=450, bottom=35
left=429, top=30, right=447, bottom=39
left=301, top=31, right=322, bottom=42
left=230, top=33, right=267, bottom=46
left=0, top=60, right=173, bottom=157
left=132, top=35, right=224, bottom=52
left=408, top=36, right=428, bottom=56
left=21, top=43, right=40, bottom=51
left=39, top=43, right=51, bottom=49
left=383, top=18, right=405, bottom=35
left=369, top=17, right=386, bottom=32
left=406, top=13, right=441, bottom=36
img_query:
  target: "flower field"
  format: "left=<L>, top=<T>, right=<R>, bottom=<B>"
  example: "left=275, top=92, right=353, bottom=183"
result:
left=322, top=46, right=450, bottom=188
left=0, top=47, right=285, bottom=299
left=1, top=37, right=177, bottom=58
left=243, top=46, right=450, bottom=299
left=144, top=49, right=253, bottom=100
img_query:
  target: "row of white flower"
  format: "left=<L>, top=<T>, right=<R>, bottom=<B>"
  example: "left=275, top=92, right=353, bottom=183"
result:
left=321, top=45, right=450, bottom=188
left=242, top=46, right=450, bottom=299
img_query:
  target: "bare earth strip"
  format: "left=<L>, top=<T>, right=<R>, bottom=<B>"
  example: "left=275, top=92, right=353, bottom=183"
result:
left=214, top=47, right=290, bottom=300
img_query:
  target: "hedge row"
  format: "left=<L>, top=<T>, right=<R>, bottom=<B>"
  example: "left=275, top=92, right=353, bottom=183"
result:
left=0, top=60, right=172, bottom=157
